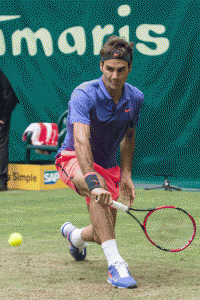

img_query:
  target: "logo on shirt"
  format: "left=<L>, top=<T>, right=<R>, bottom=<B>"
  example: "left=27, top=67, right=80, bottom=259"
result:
left=125, top=108, right=133, bottom=112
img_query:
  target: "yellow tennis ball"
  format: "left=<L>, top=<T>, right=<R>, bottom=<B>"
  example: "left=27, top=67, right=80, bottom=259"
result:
left=8, top=233, right=22, bottom=247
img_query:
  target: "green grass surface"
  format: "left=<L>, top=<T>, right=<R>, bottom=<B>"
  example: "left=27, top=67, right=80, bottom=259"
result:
left=0, top=188, right=199, bottom=299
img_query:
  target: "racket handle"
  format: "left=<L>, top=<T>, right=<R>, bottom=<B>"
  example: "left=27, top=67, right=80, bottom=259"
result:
left=111, top=200, right=129, bottom=212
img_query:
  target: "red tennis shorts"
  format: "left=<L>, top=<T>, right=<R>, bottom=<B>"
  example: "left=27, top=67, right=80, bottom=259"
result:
left=55, top=150, right=120, bottom=205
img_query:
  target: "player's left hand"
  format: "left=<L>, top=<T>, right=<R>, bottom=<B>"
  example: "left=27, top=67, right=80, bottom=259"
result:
left=119, top=178, right=136, bottom=208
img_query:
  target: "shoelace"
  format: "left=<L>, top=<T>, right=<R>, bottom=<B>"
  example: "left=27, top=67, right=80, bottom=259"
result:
left=113, top=261, right=129, bottom=278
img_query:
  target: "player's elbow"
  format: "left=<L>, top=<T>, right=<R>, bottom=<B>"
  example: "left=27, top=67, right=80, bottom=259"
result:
left=74, top=137, right=83, bottom=149
left=74, top=137, right=90, bottom=151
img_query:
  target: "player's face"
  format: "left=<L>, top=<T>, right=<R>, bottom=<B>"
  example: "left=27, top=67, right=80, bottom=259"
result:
left=100, top=59, right=131, bottom=92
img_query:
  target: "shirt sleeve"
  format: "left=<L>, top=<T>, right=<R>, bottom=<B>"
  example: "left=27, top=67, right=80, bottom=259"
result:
left=69, top=89, right=93, bottom=126
left=130, top=92, right=144, bottom=128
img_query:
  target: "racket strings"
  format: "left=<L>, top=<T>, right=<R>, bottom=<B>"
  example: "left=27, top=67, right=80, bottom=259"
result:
left=145, top=208, right=195, bottom=251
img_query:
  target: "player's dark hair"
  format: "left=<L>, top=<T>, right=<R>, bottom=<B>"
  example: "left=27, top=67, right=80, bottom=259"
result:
left=100, top=35, right=134, bottom=67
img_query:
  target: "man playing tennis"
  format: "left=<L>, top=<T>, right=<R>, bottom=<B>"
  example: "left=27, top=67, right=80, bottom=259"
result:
left=55, top=35, right=144, bottom=289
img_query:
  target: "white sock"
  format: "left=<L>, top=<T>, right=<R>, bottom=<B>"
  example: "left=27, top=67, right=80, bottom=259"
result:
left=71, top=228, right=86, bottom=248
left=101, top=239, right=124, bottom=266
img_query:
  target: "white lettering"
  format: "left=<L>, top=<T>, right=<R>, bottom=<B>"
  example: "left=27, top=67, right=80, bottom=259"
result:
left=136, top=24, right=170, bottom=56
left=119, top=25, right=129, bottom=42
left=0, top=15, right=20, bottom=22
left=0, top=14, right=170, bottom=57
left=44, top=173, right=49, bottom=183
left=92, top=25, right=114, bottom=55
left=44, top=172, right=59, bottom=183
left=12, top=28, right=53, bottom=56
left=58, top=26, right=86, bottom=55
left=0, top=30, right=6, bottom=55
left=118, top=5, right=131, bottom=17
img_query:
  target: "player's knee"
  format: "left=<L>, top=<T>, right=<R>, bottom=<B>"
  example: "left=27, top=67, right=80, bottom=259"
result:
left=94, top=236, right=101, bottom=245
left=78, top=187, right=91, bottom=198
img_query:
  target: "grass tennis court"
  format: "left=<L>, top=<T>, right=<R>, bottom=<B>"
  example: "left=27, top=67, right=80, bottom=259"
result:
left=0, top=188, right=199, bottom=299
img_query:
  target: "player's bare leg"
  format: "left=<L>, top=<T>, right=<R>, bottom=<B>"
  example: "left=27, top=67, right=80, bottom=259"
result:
left=80, top=204, right=117, bottom=245
left=61, top=169, right=137, bottom=288
left=79, top=205, right=117, bottom=245
left=70, top=169, right=117, bottom=244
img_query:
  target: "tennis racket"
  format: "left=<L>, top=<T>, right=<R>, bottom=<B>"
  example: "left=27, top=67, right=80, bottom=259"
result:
left=111, top=200, right=196, bottom=252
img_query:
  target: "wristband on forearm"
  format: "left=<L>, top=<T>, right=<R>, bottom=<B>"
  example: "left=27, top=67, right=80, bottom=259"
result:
left=84, top=172, right=101, bottom=191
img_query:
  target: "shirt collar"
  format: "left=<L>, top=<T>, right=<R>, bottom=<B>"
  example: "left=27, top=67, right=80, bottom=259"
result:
left=99, top=76, right=130, bottom=104
left=122, top=83, right=130, bottom=101
left=99, top=76, right=113, bottom=100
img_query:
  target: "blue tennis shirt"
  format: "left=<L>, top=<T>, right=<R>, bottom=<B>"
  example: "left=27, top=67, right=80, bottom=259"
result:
left=56, top=76, right=144, bottom=168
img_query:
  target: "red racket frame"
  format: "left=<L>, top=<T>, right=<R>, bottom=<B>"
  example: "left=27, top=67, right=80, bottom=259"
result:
left=140, top=206, right=196, bottom=252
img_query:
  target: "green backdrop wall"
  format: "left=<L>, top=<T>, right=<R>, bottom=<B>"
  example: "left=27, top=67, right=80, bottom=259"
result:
left=0, top=0, right=199, bottom=181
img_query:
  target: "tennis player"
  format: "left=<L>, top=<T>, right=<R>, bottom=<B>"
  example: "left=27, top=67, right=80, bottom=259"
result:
left=55, top=35, right=144, bottom=289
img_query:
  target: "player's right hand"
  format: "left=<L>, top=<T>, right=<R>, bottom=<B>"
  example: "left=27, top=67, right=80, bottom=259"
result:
left=91, top=188, right=113, bottom=206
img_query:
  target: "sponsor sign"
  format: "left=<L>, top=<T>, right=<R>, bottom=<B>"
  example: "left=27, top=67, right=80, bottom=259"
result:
left=44, top=171, right=60, bottom=185
left=9, top=172, right=37, bottom=183
left=0, top=6, right=170, bottom=57
left=8, top=164, right=68, bottom=190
